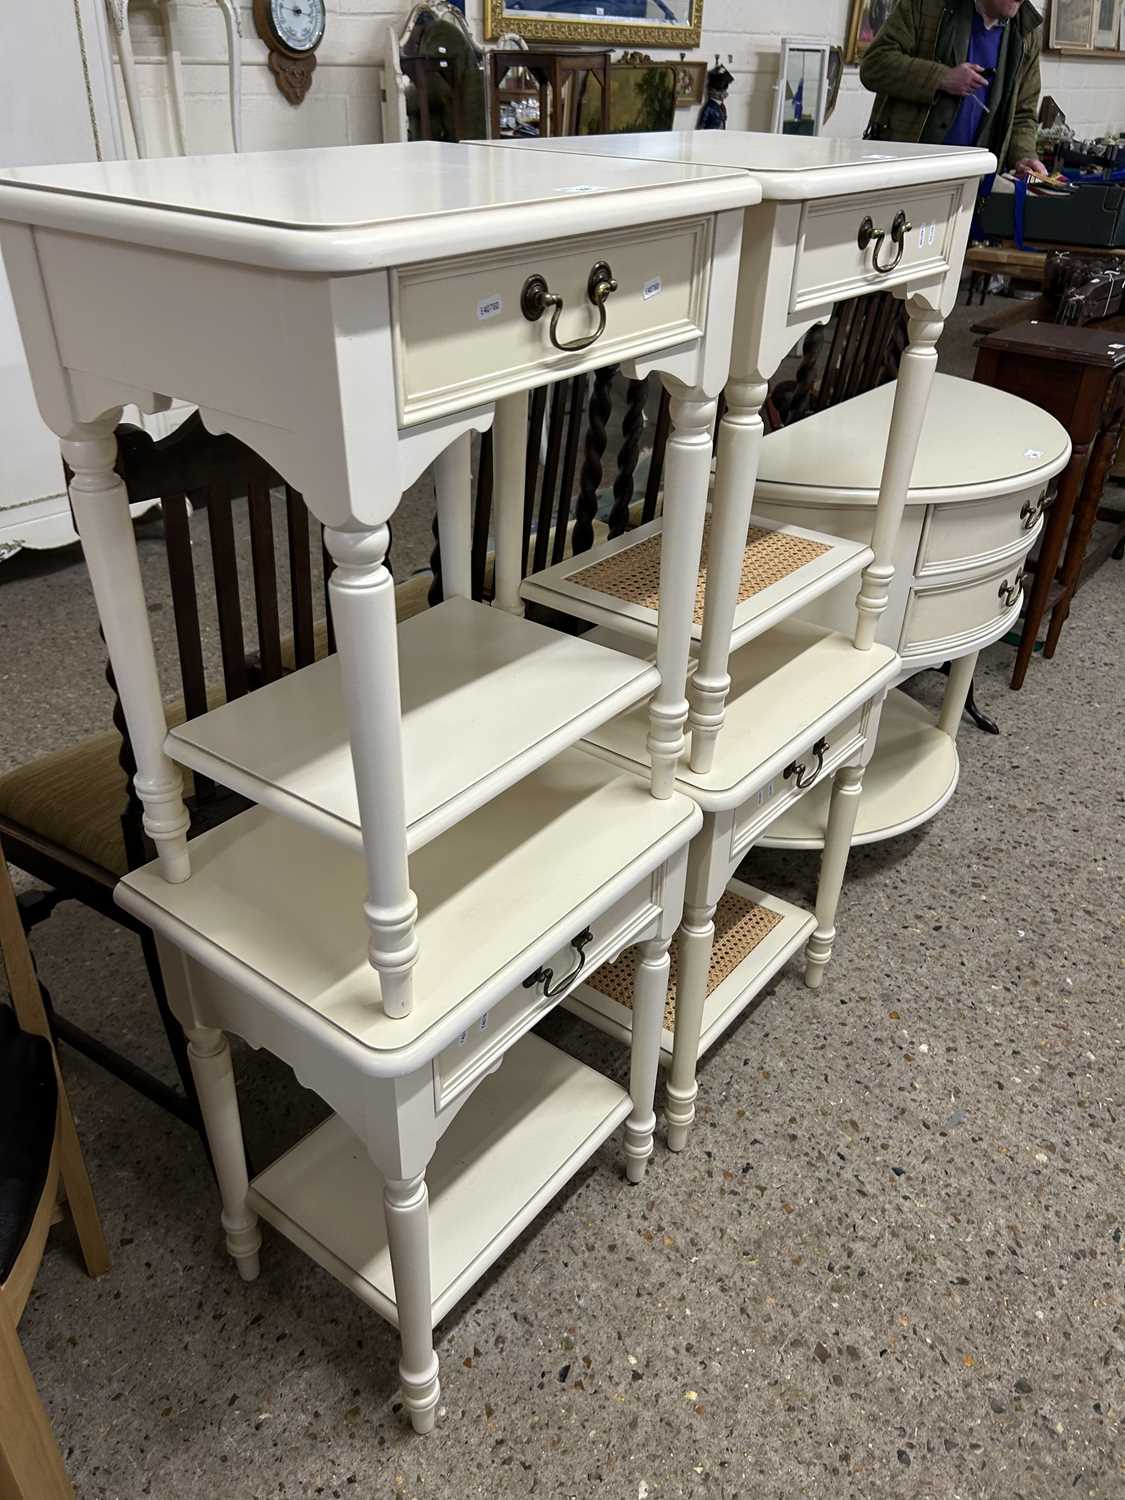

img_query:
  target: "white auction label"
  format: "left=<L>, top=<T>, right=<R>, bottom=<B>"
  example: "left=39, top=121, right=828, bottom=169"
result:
left=477, top=293, right=502, bottom=321
left=643, top=277, right=662, bottom=301
left=1023, top=448, right=1043, bottom=459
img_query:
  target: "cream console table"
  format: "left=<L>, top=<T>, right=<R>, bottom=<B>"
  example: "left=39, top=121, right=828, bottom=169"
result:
left=753, top=373, right=1071, bottom=847
left=482, top=133, right=993, bottom=1151
left=0, top=140, right=762, bottom=1433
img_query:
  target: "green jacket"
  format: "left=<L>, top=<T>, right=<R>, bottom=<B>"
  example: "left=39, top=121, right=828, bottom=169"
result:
left=859, top=0, right=1042, bottom=169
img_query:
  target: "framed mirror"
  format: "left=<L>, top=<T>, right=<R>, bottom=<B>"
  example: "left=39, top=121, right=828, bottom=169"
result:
left=771, top=39, right=830, bottom=137
left=383, top=1, right=487, bottom=143
left=484, top=0, right=703, bottom=49
left=1049, top=0, right=1096, bottom=48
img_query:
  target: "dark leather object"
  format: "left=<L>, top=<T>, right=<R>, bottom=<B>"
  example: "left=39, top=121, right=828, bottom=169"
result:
left=0, top=1004, right=58, bottom=1282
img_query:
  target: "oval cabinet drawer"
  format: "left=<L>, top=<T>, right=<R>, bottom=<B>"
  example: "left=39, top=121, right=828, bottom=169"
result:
left=393, top=218, right=713, bottom=425
left=917, top=484, right=1047, bottom=575
left=791, top=184, right=961, bottom=313
left=901, top=556, right=1027, bottom=658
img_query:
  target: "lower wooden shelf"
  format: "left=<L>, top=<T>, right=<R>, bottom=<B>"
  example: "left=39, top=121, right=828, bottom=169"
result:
left=248, top=1032, right=630, bottom=1330
left=566, top=879, right=815, bottom=1064
left=758, top=690, right=959, bottom=849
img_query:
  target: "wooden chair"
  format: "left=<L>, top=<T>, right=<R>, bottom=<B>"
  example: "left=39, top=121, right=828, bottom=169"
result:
left=1, top=840, right=109, bottom=1500
left=0, top=413, right=433, bottom=1135
left=427, top=366, right=670, bottom=610
left=767, top=291, right=908, bottom=431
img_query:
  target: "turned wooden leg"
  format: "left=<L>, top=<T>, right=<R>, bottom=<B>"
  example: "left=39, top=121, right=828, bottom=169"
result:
left=433, top=431, right=473, bottom=601
left=325, top=524, right=418, bottom=1019
left=689, top=379, right=768, bottom=775
left=1012, top=452, right=1084, bottom=689
left=854, top=300, right=944, bottom=652
left=663, top=901, right=716, bottom=1152
left=185, top=1026, right=260, bottom=1281
left=805, top=765, right=864, bottom=990
left=937, top=652, right=979, bottom=740
left=649, top=388, right=717, bottom=798
left=623, top=937, right=672, bottom=1183
left=1043, top=410, right=1122, bottom=660
left=492, top=390, right=529, bottom=617
left=383, top=1174, right=441, bottom=1434
left=63, top=418, right=191, bottom=883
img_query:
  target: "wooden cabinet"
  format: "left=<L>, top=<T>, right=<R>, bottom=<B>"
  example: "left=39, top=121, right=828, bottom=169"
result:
left=753, top=373, right=1072, bottom=847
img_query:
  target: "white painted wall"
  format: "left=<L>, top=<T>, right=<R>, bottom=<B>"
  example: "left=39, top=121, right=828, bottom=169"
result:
left=0, top=0, right=124, bottom=551
left=113, top=0, right=1125, bottom=159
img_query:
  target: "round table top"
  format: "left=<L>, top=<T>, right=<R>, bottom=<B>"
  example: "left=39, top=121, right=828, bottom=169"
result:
left=756, top=373, right=1071, bottom=505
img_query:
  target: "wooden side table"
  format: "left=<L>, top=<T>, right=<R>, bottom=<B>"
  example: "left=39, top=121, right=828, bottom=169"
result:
left=488, top=48, right=610, bottom=138
left=973, top=322, right=1125, bottom=687
left=483, top=132, right=993, bottom=1150
left=0, top=140, right=758, bottom=1434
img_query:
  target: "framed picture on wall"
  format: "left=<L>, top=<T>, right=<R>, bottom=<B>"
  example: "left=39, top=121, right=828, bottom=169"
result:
left=673, top=60, right=707, bottom=105
left=844, top=0, right=898, bottom=63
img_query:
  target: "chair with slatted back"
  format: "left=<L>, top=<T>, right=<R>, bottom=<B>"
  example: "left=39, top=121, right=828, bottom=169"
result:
left=767, top=290, right=908, bottom=432
left=427, top=366, right=672, bottom=609
left=0, top=412, right=434, bottom=1135
left=437, top=304, right=905, bottom=619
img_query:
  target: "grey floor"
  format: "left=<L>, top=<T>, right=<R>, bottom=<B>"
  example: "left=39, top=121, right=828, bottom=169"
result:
left=2, top=294, right=1124, bottom=1499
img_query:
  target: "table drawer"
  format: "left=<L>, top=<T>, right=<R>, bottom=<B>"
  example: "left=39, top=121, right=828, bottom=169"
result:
left=901, top=556, right=1026, bottom=658
left=791, top=184, right=960, bottom=314
left=917, top=483, right=1048, bottom=576
left=731, top=704, right=868, bottom=859
left=394, top=218, right=712, bottom=425
left=433, top=877, right=662, bottom=1110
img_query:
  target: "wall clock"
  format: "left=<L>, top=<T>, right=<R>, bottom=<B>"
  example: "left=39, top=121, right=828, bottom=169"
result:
left=253, top=0, right=326, bottom=106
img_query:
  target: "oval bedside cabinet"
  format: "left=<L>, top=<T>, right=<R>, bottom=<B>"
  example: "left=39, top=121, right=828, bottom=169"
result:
left=752, top=373, right=1071, bottom=848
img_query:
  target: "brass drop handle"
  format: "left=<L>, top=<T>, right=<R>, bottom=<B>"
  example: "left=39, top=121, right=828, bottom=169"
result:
left=1020, top=490, right=1048, bottom=530
left=783, top=737, right=829, bottom=791
left=522, top=927, right=594, bottom=999
left=520, top=261, right=618, bottom=353
left=857, top=208, right=912, bottom=274
left=998, top=574, right=1023, bottom=609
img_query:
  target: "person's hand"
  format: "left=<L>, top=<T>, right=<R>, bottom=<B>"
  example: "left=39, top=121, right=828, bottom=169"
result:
left=1013, top=157, right=1048, bottom=178
left=938, top=62, right=988, bottom=96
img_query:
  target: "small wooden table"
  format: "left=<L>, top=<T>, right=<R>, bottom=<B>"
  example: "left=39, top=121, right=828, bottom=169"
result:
left=974, top=322, right=1125, bottom=687
left=488, top=48, right=610, bottom=138
left=0, top=139, right=757, bottom=1435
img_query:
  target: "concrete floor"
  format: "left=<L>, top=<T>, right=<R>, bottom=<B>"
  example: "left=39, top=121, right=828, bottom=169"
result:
left=2, top=295, right=1124, bottom=1499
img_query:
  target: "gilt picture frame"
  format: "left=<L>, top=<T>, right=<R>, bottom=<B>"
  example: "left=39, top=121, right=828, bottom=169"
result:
left=673, top=59, right=707, bottom=105
left=484, top=0, right=703, bottom=49
left=844, top=0, right=898, bottom=64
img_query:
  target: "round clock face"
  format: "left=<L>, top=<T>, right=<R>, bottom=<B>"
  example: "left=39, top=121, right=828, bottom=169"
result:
left=269, top=0, right=325, bottom=53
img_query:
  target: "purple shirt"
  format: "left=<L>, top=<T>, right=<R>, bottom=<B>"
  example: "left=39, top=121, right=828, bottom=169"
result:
left=945, top=10, right=1004, bottom=148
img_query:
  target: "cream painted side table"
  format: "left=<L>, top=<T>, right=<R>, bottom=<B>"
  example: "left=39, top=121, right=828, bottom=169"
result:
left=753, top=373, right=1071, bottom=847
left=481, top=132, right=994, bottom=1151
left=0, top=140, right=760, bottom=1432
